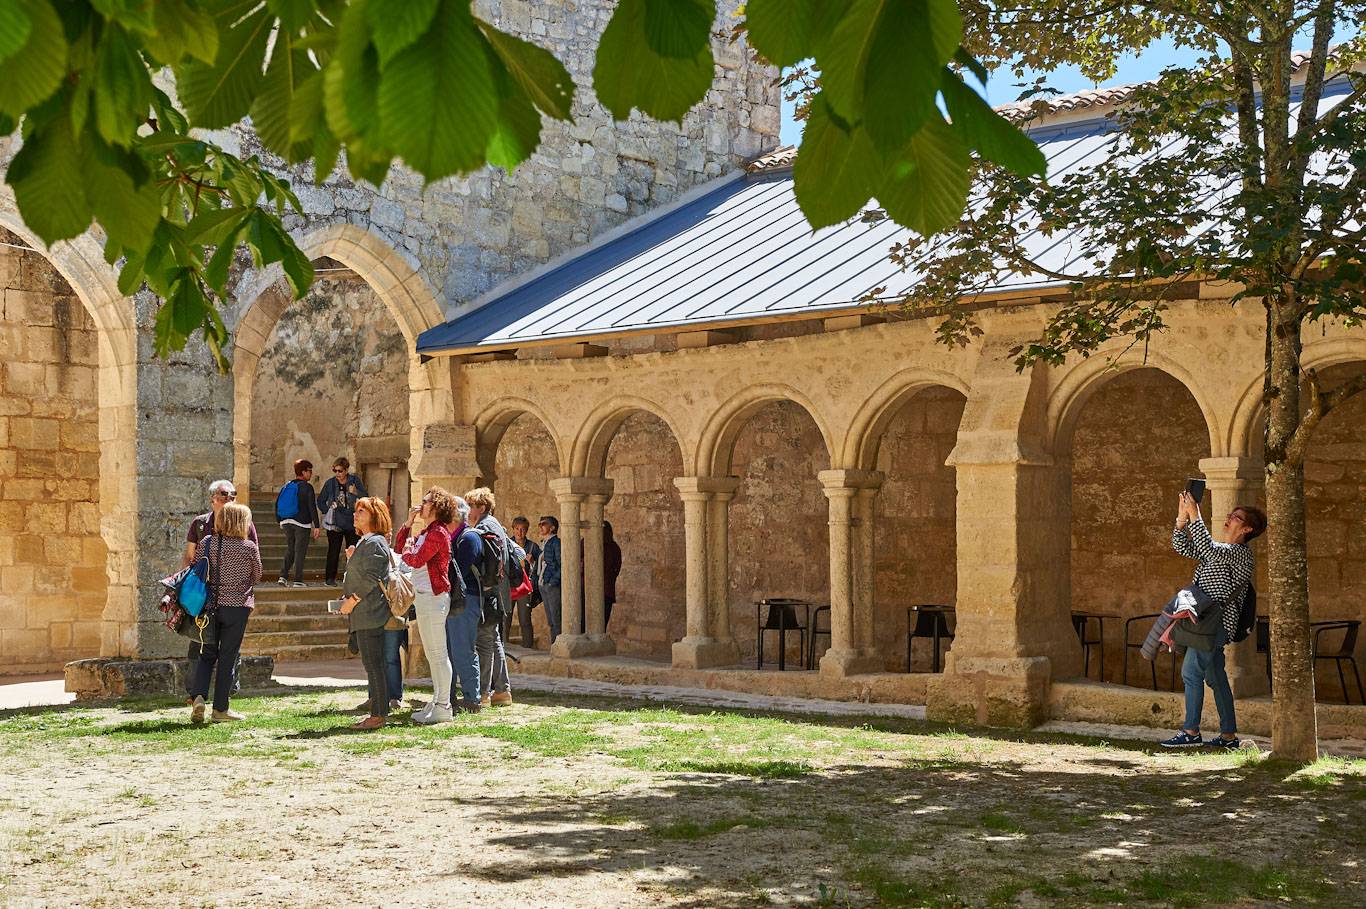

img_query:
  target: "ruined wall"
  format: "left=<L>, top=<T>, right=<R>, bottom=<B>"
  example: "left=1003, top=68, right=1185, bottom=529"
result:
left=1305, top=363, right=1366, bottom=703
left=871, top=388, right=965, bottom=672
left=0, top=237, right=105, bottom=672
left=1070, top=369, right=1211, bottom=688
left=250, top=280, right=409, bottom=493
left=603, top=412, right=686, bottom=659
left=727, top=401, right=830, bottom=666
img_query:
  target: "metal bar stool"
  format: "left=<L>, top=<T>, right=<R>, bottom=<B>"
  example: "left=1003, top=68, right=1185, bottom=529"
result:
left=905, top=605, right=954, bottom=673
left=808, top=605, right=831, bottom=669
left=755, top=598, right=809, bottom=671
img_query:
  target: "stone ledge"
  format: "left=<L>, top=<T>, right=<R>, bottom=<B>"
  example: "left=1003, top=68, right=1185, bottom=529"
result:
left=64, top=657, right=278, bottom=701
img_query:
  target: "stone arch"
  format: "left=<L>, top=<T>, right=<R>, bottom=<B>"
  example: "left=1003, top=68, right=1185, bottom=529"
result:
left=697, top=384, right=834, bottom=477
left=230, top=223, right=452, bottom=499
left=841, top=368, right=972, bottom=470
left=571, top=395, right=688, bottom=478
left=1228, top=334, right=1366, bottom=456
left=0, top=200, right=139, bottom=659
left=1047, top=350, right=1222, bottom=457
left=474, top=396, right=567, bottom=481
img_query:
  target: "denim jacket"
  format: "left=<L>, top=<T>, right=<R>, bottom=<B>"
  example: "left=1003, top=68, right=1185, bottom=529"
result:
left=539, top=534, right=561, bottom=587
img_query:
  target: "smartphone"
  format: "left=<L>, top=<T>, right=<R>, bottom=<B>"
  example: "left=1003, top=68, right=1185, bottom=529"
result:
left=327, top=599, right=343, bottom=614
left=1185, top=478, right=1206, bottom=505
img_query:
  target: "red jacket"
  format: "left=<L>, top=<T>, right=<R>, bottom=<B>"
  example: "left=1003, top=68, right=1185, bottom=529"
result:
left=395, top=524, right=451, bottom=595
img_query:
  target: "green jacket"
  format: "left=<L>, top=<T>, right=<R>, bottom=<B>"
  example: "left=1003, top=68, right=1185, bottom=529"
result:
left=342, top=533, right=392, bottom=631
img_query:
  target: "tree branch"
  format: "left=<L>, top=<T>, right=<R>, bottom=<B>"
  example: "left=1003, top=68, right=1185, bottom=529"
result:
left=1286, top=367, right=1366, bottom=466
left=1291, top=1, right=1335, bottom=173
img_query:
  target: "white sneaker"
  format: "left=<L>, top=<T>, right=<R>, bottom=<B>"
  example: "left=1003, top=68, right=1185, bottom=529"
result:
left=277, top=578, right=288, bottom=587
left=414, top=703, right=452, bottom=725
left=410, top=701, right=432, bottom=723
left=292, top=581, right=307, bottom=588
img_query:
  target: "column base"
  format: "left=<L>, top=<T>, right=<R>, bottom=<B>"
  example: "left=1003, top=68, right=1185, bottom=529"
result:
left=926, top=655, right=1051, bottom=727
left=818, top=648, right=882, bottom=678
left=672, top=636, right=742, bottom=669
left=548, top=633, right=616, bottom=660
left=64, top=656, right=277, bottom=701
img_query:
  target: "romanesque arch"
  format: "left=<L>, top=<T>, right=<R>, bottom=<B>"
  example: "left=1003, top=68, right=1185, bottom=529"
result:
left=571, top=395, right=687, bottom=478
left=841, top=368, right=972, bottom=471
left=0, top=201, right=139, bottom=661
left=696, top=384, right=834, bottom=477
left=474, top=396, right=567, bottom=483
left=230, top=223, right=452, bottom=500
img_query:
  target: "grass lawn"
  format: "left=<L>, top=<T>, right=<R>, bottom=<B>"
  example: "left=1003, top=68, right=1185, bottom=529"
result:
left=1, top=686, right=1362, bottom=908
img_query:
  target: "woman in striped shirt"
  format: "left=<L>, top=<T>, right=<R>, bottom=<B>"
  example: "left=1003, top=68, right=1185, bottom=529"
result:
left=188, top=502, right=262, bottom=724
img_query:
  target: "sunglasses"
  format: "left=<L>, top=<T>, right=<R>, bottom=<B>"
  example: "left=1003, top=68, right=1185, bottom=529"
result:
left=216, top=491, right=236, bottom=499
left=333, top=468, right=346, bottom=474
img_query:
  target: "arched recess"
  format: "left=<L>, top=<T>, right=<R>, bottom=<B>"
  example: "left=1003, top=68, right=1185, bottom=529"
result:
left=231, top=223, right=452, bottom=500
left=0, top=201, right=139, bottom=661
left=1228, top=335, right=1366, bottom=457
left=1047, top=350, right=1223, bottom=460
left=571, top=395, right=688, bottom=478
left=696, top=384, right=834, bottom=477
left=1063, top=365, right=1215, bottom=686
left=474, top=396, right=567, bottom=483
left=842, top=371, right=970, bottom=671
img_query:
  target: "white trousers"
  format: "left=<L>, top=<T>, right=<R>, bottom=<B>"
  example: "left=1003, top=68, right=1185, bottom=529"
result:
left=412, top=589, right=452, bottom=708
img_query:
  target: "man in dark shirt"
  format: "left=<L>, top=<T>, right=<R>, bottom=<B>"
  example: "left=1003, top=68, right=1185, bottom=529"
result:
left=181, top=480, right=258, bottom=699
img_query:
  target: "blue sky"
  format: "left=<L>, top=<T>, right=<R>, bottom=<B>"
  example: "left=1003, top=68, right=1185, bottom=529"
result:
left=778, top=34, right=1343, bottom=146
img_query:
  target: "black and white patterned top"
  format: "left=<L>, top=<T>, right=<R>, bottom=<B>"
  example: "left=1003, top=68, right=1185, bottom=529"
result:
left=1171, top=517, right=1255, bottom=638
left=194, top=535, right=263, bottom=610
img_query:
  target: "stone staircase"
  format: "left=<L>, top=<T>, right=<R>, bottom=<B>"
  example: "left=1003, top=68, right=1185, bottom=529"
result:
left=242, top=520, right=353, bottom=663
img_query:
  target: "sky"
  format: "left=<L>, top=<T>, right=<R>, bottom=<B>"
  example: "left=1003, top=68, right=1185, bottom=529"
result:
left=777, top=32, right=1350, bottom=146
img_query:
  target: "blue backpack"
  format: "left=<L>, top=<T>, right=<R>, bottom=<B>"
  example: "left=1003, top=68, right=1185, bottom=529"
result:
left=275, top=480, right=301, bottom=521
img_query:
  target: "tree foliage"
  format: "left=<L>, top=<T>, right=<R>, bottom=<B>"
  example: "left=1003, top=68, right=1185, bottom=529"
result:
left=0, top=0, right=1041, bottom=368
left=901, top=1, right=1366, bottom=760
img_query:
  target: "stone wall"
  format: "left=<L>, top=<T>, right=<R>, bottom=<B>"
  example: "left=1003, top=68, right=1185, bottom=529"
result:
left=250, top=279, right=410, bottom=492
left=871, top=387, right=965, bottom=672
left=1305, top=363, right=1366, bottom=703
left=0, top=236, right=106, bottom=672
left=489, top=413, right=559, bottom=647
left=726, top=401, right=830, bottom=666
left=1069, top=368, right=1212, bottom=688
left=603, top=412, right=686, bottom=659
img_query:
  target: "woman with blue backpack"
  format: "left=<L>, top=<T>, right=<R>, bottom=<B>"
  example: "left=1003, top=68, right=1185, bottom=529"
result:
left=187, top=503, right=262, bottom=723
left=275, top=459, right=320, bottom=587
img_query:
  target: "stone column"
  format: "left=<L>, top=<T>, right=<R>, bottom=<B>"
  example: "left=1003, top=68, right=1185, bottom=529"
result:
left=925, top=350, right=1081, bottom=727
left=1200, top=455, right=1269, bottom=697
left=548, top=477, right=614, bottom=659
left=853, top=482, right=882, bottom=656
left=583, top=489, right=616, bottom=654
left=671, top=476, right=742, bottom=669
left=818, top=470, right=883, bottom=677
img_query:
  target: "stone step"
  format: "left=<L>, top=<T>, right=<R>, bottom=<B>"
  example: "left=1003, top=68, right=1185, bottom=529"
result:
left=242, top=643, right=354, bottom=663
left=255, top=584, right=342, bottom=603
left=241, top=629, right=352, bottom=651
left=247, top=613, right=346, bottom=634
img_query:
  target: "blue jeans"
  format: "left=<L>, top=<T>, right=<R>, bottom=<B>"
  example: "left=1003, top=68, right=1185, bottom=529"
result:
left=1182, top=628, right=1236, bottom=734
left=446, top=594, right=482, bottom=707
left=383, top=628, right=406, bottom=701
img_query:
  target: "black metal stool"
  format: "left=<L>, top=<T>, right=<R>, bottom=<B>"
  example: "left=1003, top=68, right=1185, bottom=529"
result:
left=808, top=605, right=831, bottom=669
left=755, top=598, right=809, bottom=671
left=905, top=605, right=954, bottom=673
left=1122, top=613, right=1178, bottom=690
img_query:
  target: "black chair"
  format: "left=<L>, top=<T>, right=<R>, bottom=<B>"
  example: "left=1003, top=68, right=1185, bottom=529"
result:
left=1313, top=621, right=1364, bottom=704
left=905, top=606, right=954, bottom=673
left=1122, top=613, right=1178, bottom=691
left=756, top=599, right=809, bottom=671
left=808, top=605, right=831, bottom=669
left=1072, top=614, right=1103, bottom=680
left=1256, top=616, right=1271, bottom=688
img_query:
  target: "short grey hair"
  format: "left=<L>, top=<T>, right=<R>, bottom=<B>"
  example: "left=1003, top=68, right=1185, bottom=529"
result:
left=453, top=496, right=471, bottom=524
left=208, top=479, right=235, bottom=498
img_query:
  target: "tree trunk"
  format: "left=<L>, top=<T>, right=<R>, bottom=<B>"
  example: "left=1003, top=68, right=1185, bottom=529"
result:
left=1264, top=308, right=1318, bottom=763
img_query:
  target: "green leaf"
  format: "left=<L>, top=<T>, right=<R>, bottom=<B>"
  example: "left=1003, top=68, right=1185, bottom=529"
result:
left=0, top=0, right=67, bottom=117
left=0, top=0, right=32, bottom=63
left=378, top=0, right=497, bottom=180
left=155, top=269, right=211, bottom=355
left=7, top=113, right=90, bottom=243
left=953, top=45, right=987, bottom=85
left=185, top=205, right=250, bottom=246
left=744, top=0, right=848, bottom=67
left=324, top=0, right=382, bottom=141
left=251, top=35, right=322, bottom=161
left=366, top=0, right=438, bottom=68
left=878, top=117, right=971, bottom=235
left=312, top=127, right=341, bottom=183
left=176, top=2, right=272, bottom=127
left=94, top=24, right=154, bottom=146
left=81, top=136, right=161, bottom=252
left=940, top=69, right=1045, bottom=177
left=203, top=219, right=245, bottom=293
left=594, top=0, right=714, bottom=122
left=143, top=0, right=218, bottom=65
left=821, top=0, right=961, bottom=149
left=641, top=0, right=712, bottom=59
left=477, top=21, right=575, bottom=120
left=247, top=210, right=314, bottom=296
left=792, top=96, right=880, bottom=229
left=116, top=250, right=146, bottom=295
left=268, top=0, right=317, bottom=31
left=483, top=46, right=544, bottom=171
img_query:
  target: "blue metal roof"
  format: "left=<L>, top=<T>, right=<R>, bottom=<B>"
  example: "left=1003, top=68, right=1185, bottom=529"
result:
left=416, top=77, right=1351, bottom=356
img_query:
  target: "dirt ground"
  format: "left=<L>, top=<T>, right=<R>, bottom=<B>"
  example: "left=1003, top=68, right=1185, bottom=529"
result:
left=0, top=686, right=1362, bottom=909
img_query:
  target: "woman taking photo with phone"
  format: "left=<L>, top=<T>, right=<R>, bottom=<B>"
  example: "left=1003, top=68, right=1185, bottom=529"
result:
left=339, top=497, right=396, bottom=730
